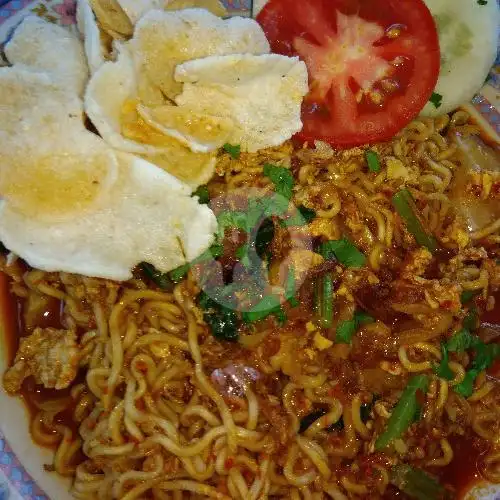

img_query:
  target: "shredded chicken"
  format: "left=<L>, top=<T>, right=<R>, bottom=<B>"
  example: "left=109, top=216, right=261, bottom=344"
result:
left=3, top=327, right=79, bottom=394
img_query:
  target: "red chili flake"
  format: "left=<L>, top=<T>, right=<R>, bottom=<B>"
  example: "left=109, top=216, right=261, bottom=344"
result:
left=328, top=385, right=347, bottom=404
left=440, top=300, right=453, bottom=310
left=86, top=419, right=97, bottom=430
left=224, top=458, right=234, bottom=470
left=492, top=182, right=500, bottom=196
left=135, top=399, right=146, bottom=410
left=469, top=184, right=482, bottom=197
left=242, top=469, right=253, bottom=483
left=135, top=361, right=148, bottom=372
left=216, top=480, right=229, bottom=495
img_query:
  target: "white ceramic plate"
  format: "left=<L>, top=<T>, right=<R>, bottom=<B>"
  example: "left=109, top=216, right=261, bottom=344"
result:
left=0, top=1, right=499, bottom=498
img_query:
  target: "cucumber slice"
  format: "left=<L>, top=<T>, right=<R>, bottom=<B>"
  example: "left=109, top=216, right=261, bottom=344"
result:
left=421, top=0, right=499, bottom=117
left=253, top=0, right=267, bottom=17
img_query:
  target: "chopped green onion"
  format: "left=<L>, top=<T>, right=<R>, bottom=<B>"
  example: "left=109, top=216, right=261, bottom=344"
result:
left=285, top=266, right=299, bottom=308
left=392, top=189, right=438, bottom=252
left=319, top=238, right=366, bottom=268
left=223, top=143, right=241, bottom=159
left=477, top=0, right=488, bottom=5
left=391, top=465, right=447, bottom=500
left=365, top=149, right=381, bottom=173
left=140, top=262, right=173, bottom=290
left=460, top=290, right=478, bottom=304
left=429, top=92, right=443, bottom=109
left=192, top=185, right=210, bottom=204
left=242, top=294, right=285, bottom=324
left=375, top=375, right=429, bottom=450
left=315, top=274, right=334, bottom=328
left=314, top=243, right=338, bottom=327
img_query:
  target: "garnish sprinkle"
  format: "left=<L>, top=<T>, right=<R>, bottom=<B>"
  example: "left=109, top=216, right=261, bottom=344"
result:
left=429, top=92, right=443, bottom=109
left=223, top=143, right=241, bottom=159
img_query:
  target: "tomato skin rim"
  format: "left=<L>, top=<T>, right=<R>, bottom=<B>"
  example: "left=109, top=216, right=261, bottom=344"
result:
left=257, top=0, right=441, bottom=149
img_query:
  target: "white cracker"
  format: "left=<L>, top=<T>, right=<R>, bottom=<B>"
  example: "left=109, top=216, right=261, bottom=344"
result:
left=175, top=54, right=309, bottom=152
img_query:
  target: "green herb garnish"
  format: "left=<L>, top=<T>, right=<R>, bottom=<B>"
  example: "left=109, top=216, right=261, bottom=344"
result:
left=446, top=328, right=475, bottom=353
left=235, top=243, right=251, bottom=268
left=319, top=238, right=366, bottom=268
left=429, top=92, right=443, bottom=109
left=216, top=211, right=248, bottom=241
left=454, top=369, right=479, bottom=398
left=263, top=164, right=294, bottom=203
left=283, top=206, right=317, bottom=227
left=223, top=143, right=241, bottom=159
left=193, top=185, right=210, bottom=204
left=198, top=291, right=239, bottom=341
left=439, top=307, right=500, bottom=397
left=169, top=243, right=223, bottom=283
left=462, top=306, right=478, bottom=331
left=460, top=290, right=479, bottom=304
left=140, top=262, right=173, bottom=290
left=433, top=343, right=454, bottom=380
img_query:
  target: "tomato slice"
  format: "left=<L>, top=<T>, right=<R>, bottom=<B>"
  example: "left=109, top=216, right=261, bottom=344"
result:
left=257, top=0, right=440, bottom=148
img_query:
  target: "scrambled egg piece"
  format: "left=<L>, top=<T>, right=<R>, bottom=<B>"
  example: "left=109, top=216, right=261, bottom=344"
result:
left=313, top=332, right=333, bottom=351
left=3, top=328, right=79, bottom=393
left=401, top=248, right=433, bottom=278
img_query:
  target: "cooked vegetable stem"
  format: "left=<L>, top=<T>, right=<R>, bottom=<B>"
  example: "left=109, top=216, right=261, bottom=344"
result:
left=392, top=189, right=438, bottom=252
left=375, top=375, right=429, bottom=450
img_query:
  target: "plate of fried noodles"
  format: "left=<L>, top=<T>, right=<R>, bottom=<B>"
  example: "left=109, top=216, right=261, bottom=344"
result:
left=1, top=0, right=500, bottom=499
